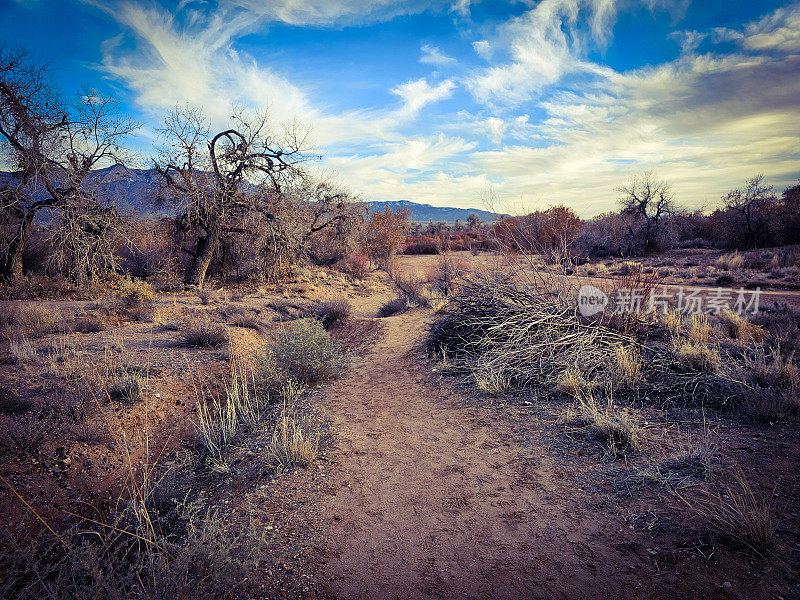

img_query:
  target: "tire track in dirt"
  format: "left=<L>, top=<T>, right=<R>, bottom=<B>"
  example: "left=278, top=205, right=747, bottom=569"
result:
left=316, top=309, right=651, bottom=600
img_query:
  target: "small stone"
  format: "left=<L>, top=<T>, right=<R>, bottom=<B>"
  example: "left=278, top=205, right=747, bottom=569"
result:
left=723, top=582, right=731, bottom=588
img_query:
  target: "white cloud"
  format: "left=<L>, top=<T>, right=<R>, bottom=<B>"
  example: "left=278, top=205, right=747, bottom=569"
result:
left=221, top=0, right=436, bottom=27
left=472, top=40, right=492, bottom=59
left=420, top=44, right=456, bottom=66
left=391, top=78, right=456, bottom=117
left=467, top=0, right=617, bottom=106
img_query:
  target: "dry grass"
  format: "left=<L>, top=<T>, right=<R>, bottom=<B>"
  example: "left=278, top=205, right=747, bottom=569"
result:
left=555, top=367, right=598, bottom=398
left=698, top=471, right=775, bottom=557
left=674, top=339, right=722, bottom=373
left=179, top=318, right=229, bottom=347
left=562, top=394, right=641, bottom=456
left=8, top=336, right=38, bottom=363
left=715, top=252, right=745, bottom=270
left=660, top=310, right=683, bottom=335
left=1, top=302, right=64, bottom=340
left=688, top=313, right=713, bottom=345
left=720, top=309, right=764, bottom=342
left=270, top=407, right=319, bottom=468
left=612, top=345, right=644, bottom=386
left=378, top=296, right=408, bottom=318
left=472, top=361, right=512, bottom=395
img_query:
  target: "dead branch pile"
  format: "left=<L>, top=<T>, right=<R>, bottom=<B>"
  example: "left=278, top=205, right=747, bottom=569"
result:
left=427, top=273, right=749, bottom=409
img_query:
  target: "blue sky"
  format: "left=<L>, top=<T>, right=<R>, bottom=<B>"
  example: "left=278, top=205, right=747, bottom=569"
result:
left=2, top=0, right=799, bottom=216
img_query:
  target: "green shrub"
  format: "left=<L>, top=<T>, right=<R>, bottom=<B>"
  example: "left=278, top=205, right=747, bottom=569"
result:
left=256, top=318, right=343, bottom=394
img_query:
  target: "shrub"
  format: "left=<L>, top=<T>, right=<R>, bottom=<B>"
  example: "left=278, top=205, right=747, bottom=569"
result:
left=612, top=345, right=644, bottom=386
left=257, top=319, right=343, bottom=392
left=1, top=303, right=63, bottom=339
left=720, top=309, right=764, bottom=342
left=715, top=252, right=745, bottom=270
left=472, top=361, right=512, bottom=395
left=703, top=471, right=774, bottom=557
left=313, top=299, right=352, bottom=329
left=556, top=368, right=596, bottom=398
left=562, top=396, right=641, bottom=456
left=180, top=319, right=229, bottom=347
left=378, top=296, right=408, bottom=318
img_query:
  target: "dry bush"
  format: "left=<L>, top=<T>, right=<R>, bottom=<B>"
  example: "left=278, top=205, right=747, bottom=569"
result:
left=660, top=310, right=683, bottom=335
left=378, top=296, right=408, bottom=318
left=0, top=411, right=55, bottom=456
left=1, top=302, right=64, bottom=340
left=270, top=406, right=319, bottom=468
left=255, top=319, right=343, bottom=395
left=337, top=250, right=369, bottom=279
left=720, top=309, right=764, bottom=342
left=313, top=299, right=352, bottom=329
left=612, top=344, right=644, bottom=386
left=697, top=471, right=775, bottom=557
left=562, top=395, right=641, bottom=456
left=179, top=319, right=229, bottom=347
left=715, top=251, right=745, bottom=270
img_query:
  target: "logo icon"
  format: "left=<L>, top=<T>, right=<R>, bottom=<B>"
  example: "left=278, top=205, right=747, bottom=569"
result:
left=577, top=285, right=608, bottom=317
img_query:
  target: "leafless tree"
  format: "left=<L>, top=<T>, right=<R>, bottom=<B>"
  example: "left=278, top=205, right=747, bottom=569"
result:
left=155, top=106, right=312, bottom=287
left=722, top=174, right=777, bottom=249
left=617, top=171, right=677, bottom=253
left=0, top=48, right=137, bottom=282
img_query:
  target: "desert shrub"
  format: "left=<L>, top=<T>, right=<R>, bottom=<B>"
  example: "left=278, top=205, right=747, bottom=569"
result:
left=715, top=252, right=745, bottom=270
left=720, top=310, right=764, bottom=342
left=699, top=471, right=775, bottom=557
left=109, top=372, right=145, bottom=404
left=0, top=491, right=269, bottom=600
left=1, top=302, right=64, bottom=339
left=179, top=319, right=229, bottom=347
left=72, top=315, right=106, bottom=333
left=715, top=273, right=736, bottom=286
left=336, top=250, right=369, bottom=279
left=427, top=271, right=750, bottom=411
left=313, top=299, right=352, bottom=329
left=198, top=289, right=214, bottom=305
left=8, top=336, right=38, bottom=363
left=403, top=235, right=440, bottom=255
left=0, top=411, right=54, bottom=456
left=612, top=345, right=644, bottom=386
left=378, top=296, right=408, bottom=318
left=562, top=395, right=641, bottom=456
left=256, top=319, right=343, bottom=393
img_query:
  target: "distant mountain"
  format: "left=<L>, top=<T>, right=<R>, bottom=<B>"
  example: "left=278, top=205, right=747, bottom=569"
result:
left=2, top=167, right=504, bottom=223
left=365, top=200, right=502, bottom=224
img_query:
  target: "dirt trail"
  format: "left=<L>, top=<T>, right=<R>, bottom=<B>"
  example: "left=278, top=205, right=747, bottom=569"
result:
left=317, top=310, right=668, bottom=600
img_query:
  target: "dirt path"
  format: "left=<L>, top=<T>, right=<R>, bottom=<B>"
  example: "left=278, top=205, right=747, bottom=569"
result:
left=316, top=310, right=681, bottom=600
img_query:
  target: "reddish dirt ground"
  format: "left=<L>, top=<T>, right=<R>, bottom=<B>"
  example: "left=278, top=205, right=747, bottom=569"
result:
left=311, top=307, right=799, bottom=600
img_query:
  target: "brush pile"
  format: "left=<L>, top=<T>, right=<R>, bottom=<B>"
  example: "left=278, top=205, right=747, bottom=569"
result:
left=427, top=272, right=752, bottom=410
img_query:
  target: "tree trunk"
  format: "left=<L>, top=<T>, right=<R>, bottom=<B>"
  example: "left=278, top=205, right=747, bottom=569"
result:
left=184, top=228, right=219, bottom=288
left=0, top=210, right=35, bottom=282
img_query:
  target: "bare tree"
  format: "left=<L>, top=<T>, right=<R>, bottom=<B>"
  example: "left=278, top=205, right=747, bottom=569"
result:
left=0, top=48, right=137, bottom=282
left=722, top=174, right=777, bottom=249
left=155, top=106, right=311, bottom=287
left=617, top=171, right=677, bottom=253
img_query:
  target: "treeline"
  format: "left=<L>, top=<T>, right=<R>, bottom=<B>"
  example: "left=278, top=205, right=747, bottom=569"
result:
left=403, top=172, right=800, bottom=260
left=0, top=48, right=416, bottom=290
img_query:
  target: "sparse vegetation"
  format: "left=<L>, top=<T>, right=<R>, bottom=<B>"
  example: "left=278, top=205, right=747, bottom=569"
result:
left=179, top=318, right=229, bottom=347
